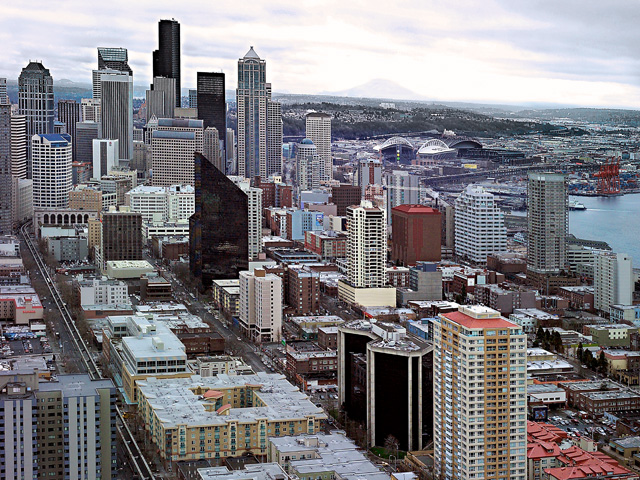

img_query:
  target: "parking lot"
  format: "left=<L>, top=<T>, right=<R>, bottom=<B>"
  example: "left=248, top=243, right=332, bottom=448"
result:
left=545, top=409, right=617, bottom=443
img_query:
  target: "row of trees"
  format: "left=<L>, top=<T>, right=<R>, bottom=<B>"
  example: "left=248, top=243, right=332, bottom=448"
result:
left=576, top=343, right=608, bottom=374
left=533, top=326, right=564, bottom=353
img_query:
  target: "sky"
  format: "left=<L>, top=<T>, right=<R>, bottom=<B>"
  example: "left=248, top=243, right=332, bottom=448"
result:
left=2, top=0, right=640, bottom=108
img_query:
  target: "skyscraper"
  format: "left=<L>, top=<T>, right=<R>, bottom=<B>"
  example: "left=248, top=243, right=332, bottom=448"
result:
left=100, top=72, right=133, bottom=159
left=237, top=47, right=271, bottom=180
left=203, top=126, right=222, bottom=172
left=226, top=128, right=236, bottom=173
left=10, top=114, right=27, bottom=179
left=18, top=61, right=54, bottom=177
left=385, top=170, right=421, bottom=224
left=153, top=19, right=181, bottom=108
left=101, top=207, right=142, bottom=262
left=454, top=185, right=507, bottom=264
left=190, top=153, right=249, bottom=288
left=145, top=76, right=176, bottom=121
left=305, top=112, right=331, bottom=181
left=151, top=118, right=203, bottom=186
left=344, top=202, right=386, bottom=289
left=295, top=139, right=323, bottom=191
left=357, top=159, right=382, bottom=196
left=75, top=121, right=100, bottom=164
left=431, top=305, right=527, bottom=480
left=0, top=78, right=7, bottom=104
left=0, top=104, right=12, bottom=234
left=31, top=133, right=72, bottom=209
left=57, top=100, right=80, bottom=161
left=197, top=72, right=225, bottom=150
left=266, top=85, right=283, bottom=178
left=527, top=173, right=568, bottom=283
left=391, top=204, right=442, bottom=265
left=594, top=252, right=633, bottom=313
left=188, top=89, right=197, bottom=108
left=93, top=47, right=132, bottom=100
left=92, top=139, right=120, bottom=178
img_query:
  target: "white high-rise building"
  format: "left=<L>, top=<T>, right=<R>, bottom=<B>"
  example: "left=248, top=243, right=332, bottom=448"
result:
left=226, top=128, right=236, bottom=174
left=92, top=139, right=119, bottom=179
left=357, top=158, right=382, bottom=195
left=594, top=252, right=633, bottom=313
left=431, top=305, right=527, bottom=480
left=100, top=72, right=133, bottom=160
left=305, top=112, right=331, bottom=181
left=454, top=185, right=507, bottom=264
left=0, top=103, right=11, bottom=234
left=527, top=173, right=568, bottom=277
left=12, top=177, right=33, bottom=225
left=203, top=126, right=222, bottom=172
left=81, top=98, right=101, bottom=123
left=229, top=175, right=263, bottom=260
left=151, top=118, right=204, bottom=186
left=296, top=139, right=323, bottom=191
left=346, top=201, right=386, bottom=288
left=125, top=184, right=194, bottom=222
left=32, top=133, right=72, bottom=208
left=384, top=170, right=421, bottom=225
left=10, top=114, right=27, bottom=179
left=239, top=269, right=282, bottom=342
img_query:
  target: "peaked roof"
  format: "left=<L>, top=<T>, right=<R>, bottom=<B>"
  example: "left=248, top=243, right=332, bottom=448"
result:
left=24, top=61, right=47, bottom=71
left=244, top=46, right=260, bottom=59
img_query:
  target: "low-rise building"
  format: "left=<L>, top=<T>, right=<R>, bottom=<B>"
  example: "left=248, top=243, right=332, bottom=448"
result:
left=195, top=356, right=254, bottom=377
left=0, top=286, right=43, bottom=324
left=212, top=279, right=240, bottom=318
left=76, top=275, right=129, bottom=306
left=140, top=272, right=172, bottom=301
left=510, top=309, right=558, bottom=334
left=611, top=305, right=640, bottom=325
left=136, top=373, right=327, bottom=463
left=589, top=324, right=638, bottom=348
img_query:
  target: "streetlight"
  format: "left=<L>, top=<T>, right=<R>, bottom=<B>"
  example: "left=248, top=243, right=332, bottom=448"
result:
left=389, top=454, right=396, bottom=472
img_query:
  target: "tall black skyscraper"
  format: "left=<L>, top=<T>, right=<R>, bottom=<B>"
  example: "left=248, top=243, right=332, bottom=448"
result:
left=196, top=72, right=225, bottom=139
left=153, top=19, right=181, bottom=108
left=190, top=153, right=248, bottom=289
left=58, top=100, right=80, bottom=161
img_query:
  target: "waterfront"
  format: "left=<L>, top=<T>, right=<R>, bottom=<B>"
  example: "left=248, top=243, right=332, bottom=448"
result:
left=569, top=193, right=640, bottom=266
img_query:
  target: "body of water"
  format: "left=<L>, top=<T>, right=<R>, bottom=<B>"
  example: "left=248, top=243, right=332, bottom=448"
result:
left=569, top=194, right=640, bottom=265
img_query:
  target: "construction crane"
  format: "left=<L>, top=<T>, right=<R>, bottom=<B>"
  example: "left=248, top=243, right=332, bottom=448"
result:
left=594, top=157, right=621, bottom=195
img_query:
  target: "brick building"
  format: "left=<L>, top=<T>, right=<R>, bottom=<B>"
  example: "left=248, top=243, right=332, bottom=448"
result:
left=391, top=204, right=441, bottom=266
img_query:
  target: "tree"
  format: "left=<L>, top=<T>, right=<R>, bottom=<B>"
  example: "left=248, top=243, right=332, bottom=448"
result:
left=583, top=350, right=594, bottom=368
left=384, top=434, right=399, bottom=458
left=598, top=351, right=608, bottom=374
left=536, top=326, right=545, bottom=341
left=577, top=342, right=584, bottom=362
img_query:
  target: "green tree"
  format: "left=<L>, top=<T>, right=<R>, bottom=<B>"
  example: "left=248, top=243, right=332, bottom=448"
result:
left=536, top=326, right=545, bottom=341
left=577, top=342, right=584, bottom=362
left=583, top=350, right=594, bottom=368
left=598, top=352, right=608, bottom=374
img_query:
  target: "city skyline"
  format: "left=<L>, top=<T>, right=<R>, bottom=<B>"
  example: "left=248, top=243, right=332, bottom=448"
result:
left=0, top=1, right=639, bottom=108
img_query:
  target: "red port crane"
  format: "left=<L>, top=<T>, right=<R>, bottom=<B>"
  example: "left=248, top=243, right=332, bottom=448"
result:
left=594, top=157, right=621, bottom=195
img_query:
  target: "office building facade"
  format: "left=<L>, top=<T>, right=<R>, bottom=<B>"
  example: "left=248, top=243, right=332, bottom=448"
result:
left=239, top=268, right=283, bottom=342
left=266, top=87, right=283, bottom=178
left=197, top=72, right=225, bottom=146
left=203, top=126, right=222, bottom=172
left=92, top=138, right=119, bottom=179
left=100, top=73, right=133, bottom=159
left=153, top=19, right=181, bottom=107
left=146, top=76, right=176, bottom=121
left=296, top=139, right=323, bottom=191
left=57, top=99, right=80, bottom=161
left=527, top=173, right=568, bottom=278
left=18, top=61, right=54, bottom=177
left=101, top=208, right=142, bottom=262
left=10, top=114, right=27, bottom=179
left=305, top=112, right=331, bottom=181
left=32, top=134, right=72, bottom=209
left=385, top=170, right=421, bottom=224
left=75, top=121, right=100, bottom=164
left=151, top=118, right=203, bottom=186
left=454, top=185, right=506, bottom=264
left=431, top=305, right=527, bottom=480
left=190, top=153, right=248, bottom=288
left=0, top=104, right=11, bottom=234
left=594, top=252, right=633, bottom=313
left=392, top=204, right=442, bottom=265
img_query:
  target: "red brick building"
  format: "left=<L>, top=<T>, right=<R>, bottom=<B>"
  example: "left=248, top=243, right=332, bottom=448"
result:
left=287, top=265, right=320, bottom=315
left=304, top=230, right=347, bottom=260
left=331, top=184, right=361, bottom=216
left=391, top=205, right=441, bottom=266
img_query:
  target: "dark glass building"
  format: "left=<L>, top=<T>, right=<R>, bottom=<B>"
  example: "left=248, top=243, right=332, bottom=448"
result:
left=57, top=100, right=80, bottom=161
left=190, top=153, right=248, bottom=290
left=153, top=19, right=181, bottom=107
left=196, top=72, right=225, bottom=143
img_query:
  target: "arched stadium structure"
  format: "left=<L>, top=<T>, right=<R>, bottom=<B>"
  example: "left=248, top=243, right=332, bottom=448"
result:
left=373, top=136, right=415, bottom=164
left=415, top=139, right=458, bottom=165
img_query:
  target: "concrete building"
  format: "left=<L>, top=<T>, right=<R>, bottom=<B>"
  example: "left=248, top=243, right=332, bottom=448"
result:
left=145, top=76, right=176, bottom=121
left=454, top=185, right=506, bottom=264
left=0, top=371, right=116, bottom=480
left=296, top=139, right=323, bottom=191
left=125, top=184, right=194, bottom=223
left=93, top=47, right=132, bottom=99
left=69, top=184, right=103, bottom=212
left=31, top=133, right=72, bottom=209
left=431, top=305, right=527, bottom=480
left=100, top=72, right=133, bottom=160
left=228, top=176, right=263, bottom=259
left=203, top=126, right=222, bottom=172
left=92, top=138, right=119, bottom=178
left=239, top=269, right=283, bottom=342
left=287, top=264, right=320, bottom=315
left=266, top=83, right=283, bottom=178
left=57, top=99, right=80, bottom=161
left=10, top=114, right=27, bottom=180
left=0, top=285, right=43, bottom=324
left=81, top=98, right=101, bottom=122
left=357, top=159, right=382, bottom=196
left=76, top=275, right=129, bottom=306
left=385, top=170, right=421, bottom=224
left=18, top=61, right=54, bottom=177
left=391, top=204, right=441, bottom=265
left=136, top=373, right=326, bottom=464
left=305, top=112, right=331, bottom=181
left=46, top=235, right=89, bottom=262
left=337, top=319, right=432, bottom=451
left=226, top=128, right=235, bottom=173
left=101, top=206, right=142, bottom=263
left=527, top=173, right=568, bottom=283
left=75, top=121, right=100, bottom=164
left=396, top=262, right=443, bottom=305
left=338, top=202, right=396, bottom=307
left=152, top=118, right=204, bottom=186
left=0, top=104, right=11, bottom=235
left=594, top=252, right=634, bottom=313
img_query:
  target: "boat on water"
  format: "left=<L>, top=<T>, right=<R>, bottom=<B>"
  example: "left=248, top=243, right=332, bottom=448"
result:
left=569, top=200, right=587, bottom=211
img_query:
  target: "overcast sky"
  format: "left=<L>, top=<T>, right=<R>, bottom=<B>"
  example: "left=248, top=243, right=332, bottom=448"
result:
left=2, top=0, right=640, bottom=108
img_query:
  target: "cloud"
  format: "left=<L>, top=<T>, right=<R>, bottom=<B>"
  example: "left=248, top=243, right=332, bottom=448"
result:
left=1, top=0, right=639, bottom=107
